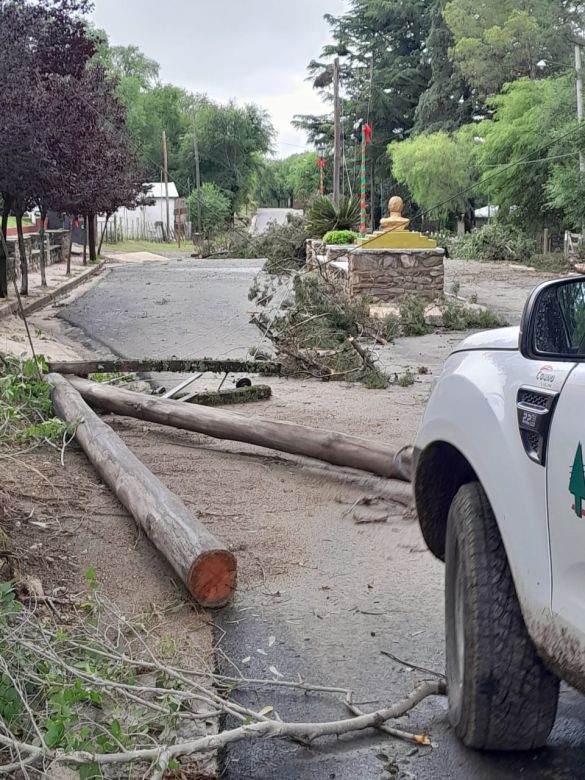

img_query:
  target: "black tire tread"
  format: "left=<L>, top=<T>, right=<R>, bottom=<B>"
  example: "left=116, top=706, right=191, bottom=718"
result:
left=446, top=482, right=559, bottom=750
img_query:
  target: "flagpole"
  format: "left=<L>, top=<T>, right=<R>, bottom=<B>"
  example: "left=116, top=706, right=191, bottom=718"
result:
left=360, top=124, right=368, bottom=239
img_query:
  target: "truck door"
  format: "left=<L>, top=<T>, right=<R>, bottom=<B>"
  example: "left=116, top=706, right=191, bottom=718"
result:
left=546, top=364, right=585, bottom=635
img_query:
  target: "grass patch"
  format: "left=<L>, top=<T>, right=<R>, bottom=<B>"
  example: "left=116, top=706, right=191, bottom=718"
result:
left=102, top=239, right=189, bottom=256
left=0, top=357, right=75, bottom=448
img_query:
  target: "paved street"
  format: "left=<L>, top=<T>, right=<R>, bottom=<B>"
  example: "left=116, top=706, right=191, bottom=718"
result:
left=59, top=257, right=585, bottom=780
left=60, top=258, right=263, bottom=360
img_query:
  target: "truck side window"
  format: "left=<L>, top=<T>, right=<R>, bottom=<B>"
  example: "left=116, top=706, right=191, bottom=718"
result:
left=556, top=281, right=585, bottom=356
left=534, top=287, right=570, bottom=354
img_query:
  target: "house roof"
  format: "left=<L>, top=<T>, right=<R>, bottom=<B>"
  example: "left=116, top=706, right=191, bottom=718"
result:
left=146, top=182, right=179, bottom=199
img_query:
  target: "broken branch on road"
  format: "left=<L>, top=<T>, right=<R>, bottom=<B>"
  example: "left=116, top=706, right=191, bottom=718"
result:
left=47, top=357, right=283, bottom=377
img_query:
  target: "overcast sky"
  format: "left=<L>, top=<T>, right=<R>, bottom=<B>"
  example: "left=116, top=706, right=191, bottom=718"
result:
left=91, top=0, right=347, bottom=157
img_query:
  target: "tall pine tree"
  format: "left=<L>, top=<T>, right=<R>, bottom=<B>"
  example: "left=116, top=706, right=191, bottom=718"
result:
left=414, top=1, right=473, bottom=133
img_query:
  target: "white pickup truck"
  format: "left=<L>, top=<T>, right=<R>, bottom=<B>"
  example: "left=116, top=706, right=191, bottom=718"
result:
left=413, top=276, right=585, bottom=751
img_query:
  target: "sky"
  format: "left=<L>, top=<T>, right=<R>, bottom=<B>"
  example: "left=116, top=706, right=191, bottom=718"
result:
left=91, top=0, right=348, bottom=157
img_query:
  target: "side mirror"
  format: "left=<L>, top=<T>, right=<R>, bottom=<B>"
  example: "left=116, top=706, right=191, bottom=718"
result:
left=520, top=277, right=585, bottom=361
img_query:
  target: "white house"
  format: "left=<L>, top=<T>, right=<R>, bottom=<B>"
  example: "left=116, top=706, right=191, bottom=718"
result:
left=98, top=182, right=181, bottom=241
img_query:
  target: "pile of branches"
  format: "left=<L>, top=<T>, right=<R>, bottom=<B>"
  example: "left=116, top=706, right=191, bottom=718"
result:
left=220, top=215, right=309, bottom=275
left=0, top=585, right=445, bottom=778
left=250, top=272, right=393, bottom=388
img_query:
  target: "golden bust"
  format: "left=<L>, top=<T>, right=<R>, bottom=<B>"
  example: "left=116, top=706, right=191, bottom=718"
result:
left=380, top=196, right=410, bottom=232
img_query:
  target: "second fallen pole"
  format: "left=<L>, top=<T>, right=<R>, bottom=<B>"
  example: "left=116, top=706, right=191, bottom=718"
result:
left=66, top=377, right=410, bottom=481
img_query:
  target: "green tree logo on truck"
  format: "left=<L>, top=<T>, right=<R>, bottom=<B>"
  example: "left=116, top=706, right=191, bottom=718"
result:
left=570, top=443, right=585, bottom=518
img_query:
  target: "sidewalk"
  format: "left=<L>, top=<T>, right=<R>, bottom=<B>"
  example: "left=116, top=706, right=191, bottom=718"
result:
left=0, top=254, right=106, bottom=321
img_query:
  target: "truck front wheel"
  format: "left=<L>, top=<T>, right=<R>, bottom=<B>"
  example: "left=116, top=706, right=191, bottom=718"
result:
left=445, top=482, right=559, bottom=750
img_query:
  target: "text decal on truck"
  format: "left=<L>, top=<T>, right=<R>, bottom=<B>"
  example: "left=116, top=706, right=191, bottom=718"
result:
left=569, top=443, right=585, bottom=518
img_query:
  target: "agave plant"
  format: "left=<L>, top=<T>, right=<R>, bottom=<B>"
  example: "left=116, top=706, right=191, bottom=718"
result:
left=306, top=195, right=360, bottom=238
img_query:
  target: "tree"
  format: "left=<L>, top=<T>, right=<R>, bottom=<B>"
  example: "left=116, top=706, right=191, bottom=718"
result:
left=191, top=100, right=274, bottom=214
left=389, top=127, right=478, bottom=225
left=187, top=182, right=231, bottom=238
left=59, top=65, right=146, bottom=262
left=546, top=161, right=585, bottom=231
left=256, top=153, right=322, bottom=208
left=0, top=0, right=96, bottom=295
left=297, top=0, right=434, bottom=219
left=444, top=0, right=578, bottom=99
left=414, top=0, right=473, bottom=133
left=476, top=75, right=577, bottom=230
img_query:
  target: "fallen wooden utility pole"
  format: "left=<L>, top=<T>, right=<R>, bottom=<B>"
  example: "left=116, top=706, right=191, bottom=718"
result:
left=47, top=358, right=282, bottom=377
left=66, top=377, right=411, bottom=482
left=47, top=374, right=237, bottom=608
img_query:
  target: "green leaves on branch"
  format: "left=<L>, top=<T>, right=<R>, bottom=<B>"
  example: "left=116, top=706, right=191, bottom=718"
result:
left=187, top=182, right=231, bottom=238
left=443, top=0, right=576, bottom=99
left=451, top=223, right=535, bottom=262
left=0, top=357, right=73, bottom=447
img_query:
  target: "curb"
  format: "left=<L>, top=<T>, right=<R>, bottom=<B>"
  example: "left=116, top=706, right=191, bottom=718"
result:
left=0, top=260, right=106, bottom=321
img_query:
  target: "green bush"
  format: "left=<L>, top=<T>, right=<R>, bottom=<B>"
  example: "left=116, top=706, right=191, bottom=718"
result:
left=322, top=230, right=359, bottom=246
left=188, top=182, right=231, bottom=238
left=306, top=195, right=360, bottom=238
left=451, top=223, right=535, bottom=262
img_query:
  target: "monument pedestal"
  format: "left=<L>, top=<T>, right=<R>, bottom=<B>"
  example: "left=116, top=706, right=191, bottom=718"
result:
left=348, top=247, right=445, bottom=303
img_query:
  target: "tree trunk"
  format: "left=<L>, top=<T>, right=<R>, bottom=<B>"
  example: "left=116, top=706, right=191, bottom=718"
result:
left=16, top=210, right=28, bottom=296
left=88, top=212, right=97, bottom=263
left=39, top=207, right=47, bottom=287
left=0, top=195, right=10, bottom=298
left=66, top=377, right=411, bottom=481
left=97, top=213, right=110, bottom=256
left=82, top=215, right=88, bottom=266
left=66, top=220, right=73, bottom=275
left=48, top=374, right=237, bottom=607
left=47, top=357, right=282, bottom=377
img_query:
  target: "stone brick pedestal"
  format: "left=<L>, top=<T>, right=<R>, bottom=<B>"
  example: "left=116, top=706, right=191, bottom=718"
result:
left=348, top=248, right=444, bottom=302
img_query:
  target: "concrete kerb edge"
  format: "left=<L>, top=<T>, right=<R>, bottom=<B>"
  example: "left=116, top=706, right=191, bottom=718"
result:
left=0, top=260, right=107, bottom=321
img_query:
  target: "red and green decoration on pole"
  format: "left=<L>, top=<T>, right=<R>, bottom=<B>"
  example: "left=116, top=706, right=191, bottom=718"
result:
left=360, top=122, right=372, bottom=239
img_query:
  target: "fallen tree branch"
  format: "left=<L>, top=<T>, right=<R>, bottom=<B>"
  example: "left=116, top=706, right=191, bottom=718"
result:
left=0, top=680, right=445, bottom=770
left=181, top=384, right=272, bottom=406
left=47, top=358, right=282, bottom=377
left=347, top=336, right=378, bottom=373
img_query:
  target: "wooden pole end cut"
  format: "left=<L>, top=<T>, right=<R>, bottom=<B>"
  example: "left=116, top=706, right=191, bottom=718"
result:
left=188, top=550, right=237, bottom=609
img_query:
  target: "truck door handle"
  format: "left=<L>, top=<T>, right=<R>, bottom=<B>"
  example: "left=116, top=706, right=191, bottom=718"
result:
left=516, top=387, right=559, bottom=466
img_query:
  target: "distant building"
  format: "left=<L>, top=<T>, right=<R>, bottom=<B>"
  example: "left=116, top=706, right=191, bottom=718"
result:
left=474, top=205, right=499, bottom=225
left=97, top=182, right=181, bottom=241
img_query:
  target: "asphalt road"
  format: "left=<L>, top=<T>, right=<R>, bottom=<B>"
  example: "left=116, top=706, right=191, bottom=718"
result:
left=59, top=257, right=585, bottom=780
left=253, top=207, right=303, bottom=235
left=59, top=258, right=263, bottom=360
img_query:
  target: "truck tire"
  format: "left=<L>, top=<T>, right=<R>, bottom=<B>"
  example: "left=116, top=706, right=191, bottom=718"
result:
left=445, top=482, right=559, bottom=750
